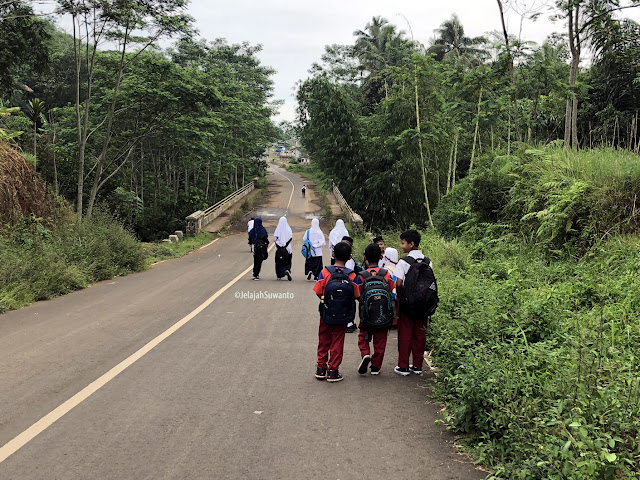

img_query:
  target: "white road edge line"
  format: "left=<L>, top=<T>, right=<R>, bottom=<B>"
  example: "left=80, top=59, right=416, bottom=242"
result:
left=198, top=237, right=219, bottom=250
left=0, top=255, right=262, bottom=465
left=270, top=165, right=295, bottom=214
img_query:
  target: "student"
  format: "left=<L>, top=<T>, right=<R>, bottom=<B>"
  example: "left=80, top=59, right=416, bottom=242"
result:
left=274, top=216, right=293, bottom=281
left=340, top=235, right=360, bottom=333
left=313, top=241, right=360, bottom=383
left=302, top=184, right=306, bottom=198
left=394, top=230, right=437, bottom=376
left=249, top=217, right=269, bottom=280
left=303, top=218, right=325, bottom=280
left=356, top=243, right=396, bottom=376
left=247, top=217, right=255, bottom=252
left=329, top=219, right=349, bottom=266
left=373, top=236, right=386, bottom=267
left=381, top=247, right=400, bottom=328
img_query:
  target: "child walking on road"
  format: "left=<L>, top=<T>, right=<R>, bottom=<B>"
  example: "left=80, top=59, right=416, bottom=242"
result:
left=303, top=218, right=325, bottom=280
left=274, top=216, right=293, bottom=281
left=356, top=243, right=396, bottom=375
left=394, top=230, right=438, bottom=376
left=313, top=241, right=360, bottom=383
left=249, top=217, right=269, bottom=281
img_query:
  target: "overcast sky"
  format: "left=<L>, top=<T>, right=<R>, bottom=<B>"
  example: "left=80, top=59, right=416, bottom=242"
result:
left=37, top=0, right=640, bottom=122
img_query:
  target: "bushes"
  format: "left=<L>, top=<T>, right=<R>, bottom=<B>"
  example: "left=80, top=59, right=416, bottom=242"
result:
left=427, top=233, right=640, bottom=479
left=0, top=211, right=146, bottom=312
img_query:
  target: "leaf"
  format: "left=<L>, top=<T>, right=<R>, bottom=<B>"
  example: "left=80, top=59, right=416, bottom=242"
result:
left=604, top=452, right=617, bottom=463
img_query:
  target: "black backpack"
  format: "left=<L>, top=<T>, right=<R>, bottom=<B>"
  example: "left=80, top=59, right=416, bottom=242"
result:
left=275, top=238, right=292, bottom=263
left=322, top=266, right=356, bottom=325
left=254, top=238, right=268, bottom=261
left=400, top=256, right=438, bottom=319
left=359, top=268, right=395, bottom=330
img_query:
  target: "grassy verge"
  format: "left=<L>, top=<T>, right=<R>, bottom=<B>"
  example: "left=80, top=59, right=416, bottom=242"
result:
left=0, top=211, right=147, bottom=313
left=143, top=231, right=215, bottom=265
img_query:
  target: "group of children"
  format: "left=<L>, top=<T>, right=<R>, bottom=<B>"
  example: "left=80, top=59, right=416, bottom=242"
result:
left=314, top=228, right=438, bottom=383
left=248, top=216, right=293, bottom=281
left=246, top=217, right=438, bottom=383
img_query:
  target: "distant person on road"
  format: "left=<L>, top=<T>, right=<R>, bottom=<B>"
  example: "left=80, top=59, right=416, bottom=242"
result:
left=274, top=216, right=293, bottom=281
left=355, top=243, right=396, bottom=376
left=329, top=219, right=349, bottom=266
left=394, top=230, right=438, bottom=376
left=313, top=241, right=360, bottom=383
left=248, top=217, right=255, bottom=252
left=249, top=217, right=269, bottom=280
left=302, top=184, right=306, bottom=198
left=303, top=218, right=325, bottom=280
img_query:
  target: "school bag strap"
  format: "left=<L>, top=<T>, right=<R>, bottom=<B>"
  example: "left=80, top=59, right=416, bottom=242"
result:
left=359, top=268, right=388, bottom=280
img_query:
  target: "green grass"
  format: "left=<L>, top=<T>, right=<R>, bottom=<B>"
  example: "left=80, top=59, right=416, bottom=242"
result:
left=143, top=231, right=215, bottom=265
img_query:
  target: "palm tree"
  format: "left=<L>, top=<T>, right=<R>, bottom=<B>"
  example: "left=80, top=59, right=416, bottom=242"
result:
left=353, top=16, right=412, bottom=99
left=428, top=14, right=487, bottom=65
left=27, top=98, right=45, bottom=169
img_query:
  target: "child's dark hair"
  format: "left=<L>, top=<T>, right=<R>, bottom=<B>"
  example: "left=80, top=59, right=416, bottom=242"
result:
left=364, top=243, right=382, bottom=264
left=400, top=229, right=421, bottom=248
left=373, top=235, right=384, bottom=244
left=333, top=241, right=352, bottom=262
left=341, top=235, right=354, bottom=246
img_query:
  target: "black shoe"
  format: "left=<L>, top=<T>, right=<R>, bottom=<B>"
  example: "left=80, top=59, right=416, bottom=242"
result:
left=326, top=370, right=343, bottom=382
left=394, top=366, right=410, bottom=376
left=286, top=270, right=292, bottom=281
left=307, top=271, right=313, bottom=280
left=315, top=367, right=327, bottom=380
left=346, top=324, right=356, bottom=333
left=370, top=366, right=381, bottom=375
left=358, top=354, right=371, bottom=375
left=409, top=365, right=423, bottom=375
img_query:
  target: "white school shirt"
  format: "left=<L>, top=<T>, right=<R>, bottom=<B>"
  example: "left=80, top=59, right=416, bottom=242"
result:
left=395, top=250, right=433, bottom=282
left=247, top=220, right=254, bottom=233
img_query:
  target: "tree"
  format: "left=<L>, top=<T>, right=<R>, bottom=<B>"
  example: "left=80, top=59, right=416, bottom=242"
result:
left=55, top=0, right=192, bottom=217
left=428, top=14, right=487, bottom=65
left=0, top=1, right=50, bottom=99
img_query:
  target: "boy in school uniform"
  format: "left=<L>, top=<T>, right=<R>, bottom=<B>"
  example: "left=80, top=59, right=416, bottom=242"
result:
left=394, top=229, right=436, bottom=376
left=313, top=241, right=360, bottom=383
left=373, top=235, right=386, bottom=267
left=356, top=243, right=396, bottom=375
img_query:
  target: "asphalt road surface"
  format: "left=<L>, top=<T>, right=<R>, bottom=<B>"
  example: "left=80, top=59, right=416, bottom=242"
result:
left=0, top=164, right=487, bottom=480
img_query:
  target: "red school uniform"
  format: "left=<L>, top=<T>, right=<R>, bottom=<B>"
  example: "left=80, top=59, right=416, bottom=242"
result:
left=313, top=266, right=360, bottom=371
left=355, top=266, right=396, bottom=370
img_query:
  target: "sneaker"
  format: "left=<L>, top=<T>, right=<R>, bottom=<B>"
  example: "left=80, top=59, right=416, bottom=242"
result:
left=252, top=276, right=260, bottom=281
left=370, top=366, right=381, bottom=375
left=346, top=324, right=356, bottom=333
left=307, top=271, right=313, bottom=280
left=409, top=365, right=423, bottom=375
left=326, top=370, right=343, bottom=382
left=315, top=367, right=327, bottom=380
left=358, top=354, right=371, bottom=375
left=394, top=366, right=410, bottom=376
left=286, top=270, right=292, bottom=281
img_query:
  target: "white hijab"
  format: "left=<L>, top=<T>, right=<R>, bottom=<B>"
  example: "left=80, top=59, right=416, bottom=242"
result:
left=382, top=247, right=399, bottom=271
left=307, top=218, right=325, bottom=253
left=329, top=219, right=349, bottom=250
left=274, top=216, right=293, bottom=253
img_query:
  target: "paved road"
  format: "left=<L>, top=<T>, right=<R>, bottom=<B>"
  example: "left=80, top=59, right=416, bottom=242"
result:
left=0, top=164, right=487, bottom=479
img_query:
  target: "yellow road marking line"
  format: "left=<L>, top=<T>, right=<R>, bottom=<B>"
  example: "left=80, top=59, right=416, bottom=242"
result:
left=0, top=258, right=257, bottom=465
left=198, top=237, right=219, bottom=250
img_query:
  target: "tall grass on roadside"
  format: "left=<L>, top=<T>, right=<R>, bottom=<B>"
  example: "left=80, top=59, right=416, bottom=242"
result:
left=0, top=211, right=146, bottom=313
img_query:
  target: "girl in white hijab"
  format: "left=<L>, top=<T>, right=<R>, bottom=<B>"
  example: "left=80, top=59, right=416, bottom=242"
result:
left=328, top=219, right=349, bottom=265
left=274, top=216, right=293, bottom=280
left=303, top=218, right=325, bottom=280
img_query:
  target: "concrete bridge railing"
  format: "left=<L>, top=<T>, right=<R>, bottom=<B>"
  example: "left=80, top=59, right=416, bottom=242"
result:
left=186, top=179, right=257, bottom=236
left=331, top=179, right=363, bottom=232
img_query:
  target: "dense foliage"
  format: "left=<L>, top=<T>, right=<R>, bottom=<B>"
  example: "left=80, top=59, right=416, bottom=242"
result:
left=297, top=7, right=640, bottom=231
left=0, top=1, right=277, bottom=240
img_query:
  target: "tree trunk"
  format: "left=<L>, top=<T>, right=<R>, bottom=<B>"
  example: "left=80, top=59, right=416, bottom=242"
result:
left=496, top=0, right=520, bottom=141
left=469, top=86, right=483, bottom=173
left=564, top=4, right=581, bottom=150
